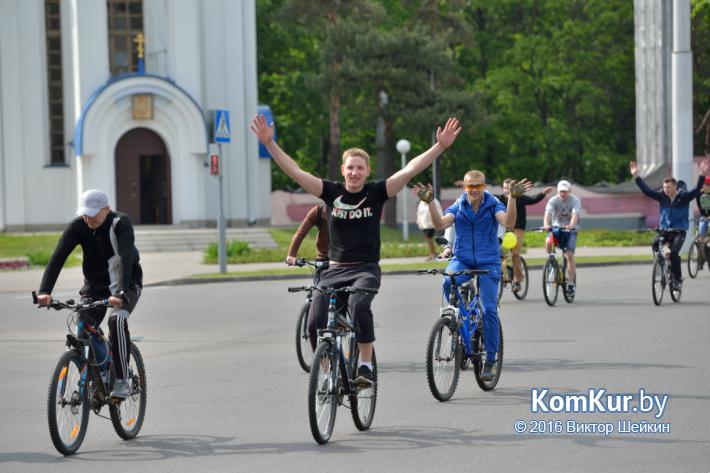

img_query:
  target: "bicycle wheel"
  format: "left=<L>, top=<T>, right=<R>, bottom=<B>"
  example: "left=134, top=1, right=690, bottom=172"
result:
left=351, top=349, right=377, bottom=431
left=473, top=322, right=504, bottom=391
left=513, top=256, right=529, bottom=300
left=669, top=266, right=682, bottom=303
left=308, top=341, right=338, bottom=444
left=687, top=243, right=699, bottom=279
left=109, top=344, right=147, bottom=440
left=425, top=316, right=461, bottom=402
left=542, top=259, right=559, bottom=306
left=47, top=350, right=90, bottom=456
left=295, top=302, right=313, bottom=372
left=651, top=259, right=665, bottom=306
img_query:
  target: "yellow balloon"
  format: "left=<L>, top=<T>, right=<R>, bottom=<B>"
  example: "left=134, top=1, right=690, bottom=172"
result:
left=502, top=231, right=517, bottom=250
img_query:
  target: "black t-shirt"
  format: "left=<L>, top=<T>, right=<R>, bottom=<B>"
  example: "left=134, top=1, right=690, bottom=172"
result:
left=320, top=179, right=389, bottom=262
left=497, top=192, right=547, bottom=230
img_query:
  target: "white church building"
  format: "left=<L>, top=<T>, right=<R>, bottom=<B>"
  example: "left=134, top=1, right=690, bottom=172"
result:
left=0, top=0, right=271, bottom=231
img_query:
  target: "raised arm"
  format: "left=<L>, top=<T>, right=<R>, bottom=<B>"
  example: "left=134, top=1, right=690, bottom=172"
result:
left=411, top=183, right=454, bottom=230
left=386, top=118, right=461, bottom=198
left=250, top=114, right=323, bottom=197
left=495, top=179, right=532, bottom=227
left=630, top=160, right=662, bottom=201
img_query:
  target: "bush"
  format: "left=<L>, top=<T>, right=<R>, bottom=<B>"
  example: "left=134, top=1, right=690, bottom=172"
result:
left=26, top=249, right=52, bottom=266
left=203, top=240, right=252, bottom=263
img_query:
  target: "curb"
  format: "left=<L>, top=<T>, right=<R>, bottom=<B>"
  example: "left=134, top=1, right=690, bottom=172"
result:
left=146, top=259, right=653, bottom=288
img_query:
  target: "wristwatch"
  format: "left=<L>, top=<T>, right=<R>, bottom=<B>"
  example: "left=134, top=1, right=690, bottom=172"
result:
left=114, top=290, right=129, bottom=305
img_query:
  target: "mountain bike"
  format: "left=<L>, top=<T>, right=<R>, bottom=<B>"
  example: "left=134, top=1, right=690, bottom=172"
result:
left=647, top=228, right=683, bottom=305
left=419, top=267, right=504, bottom=401
left=498, top=246, right=529, bottom=301
left=540, top=227, right=576, bottom=306
left=687, top=223, right=710, bottom=278
left=292, top=258, right=329, bottom=372
left=32, top=292, right=147, bottom=456
left=288, top=284, right=378, bottom=444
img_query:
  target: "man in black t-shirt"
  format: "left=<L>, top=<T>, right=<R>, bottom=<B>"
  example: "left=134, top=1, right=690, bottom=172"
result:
left=251, top=115, right=461, bottom=385
left=497, top=179, right=554, bottom=292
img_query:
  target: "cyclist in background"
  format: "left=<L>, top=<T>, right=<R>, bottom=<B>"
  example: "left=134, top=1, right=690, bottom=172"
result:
left=286, top=203, right=329, bottom=268
left=696, top=177, right=710, bottom=263
left=630, top=161, right=707, bottom=290
left=542, top=180, right=581, bottom=296
left=36, top=189, right=142, bottom=400
left=413, top=171, right=531, bottom=381
left=498, top=179, right=554, bottom=292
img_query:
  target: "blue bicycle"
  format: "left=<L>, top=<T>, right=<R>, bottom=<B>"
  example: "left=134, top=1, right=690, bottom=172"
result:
left=419, top=268, right=504, bottom=401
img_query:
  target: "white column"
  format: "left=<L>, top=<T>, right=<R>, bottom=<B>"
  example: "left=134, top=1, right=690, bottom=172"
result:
left=671, top=0, right=694, bottom=244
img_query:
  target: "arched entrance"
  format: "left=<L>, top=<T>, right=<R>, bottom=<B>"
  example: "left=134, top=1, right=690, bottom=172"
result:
left=115, top=128, right=172, bottom=224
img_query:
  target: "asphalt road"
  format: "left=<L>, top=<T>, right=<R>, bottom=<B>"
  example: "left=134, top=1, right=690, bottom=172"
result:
left=1, top=264, right=709, bottom=473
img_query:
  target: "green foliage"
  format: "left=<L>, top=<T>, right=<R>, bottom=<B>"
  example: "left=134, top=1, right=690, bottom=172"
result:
left=0, top=233, right=81, bottom=267
left=204, top=240, right=252, bottom=262
left=256, top=0, right=650, bottom=188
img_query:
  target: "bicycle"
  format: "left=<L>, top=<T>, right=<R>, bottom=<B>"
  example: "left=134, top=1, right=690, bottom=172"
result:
left=292, top=258, right=329, bottom=372
left=32, top=291, right=147, bottom=456
left=646, top=228, right=683, bottom=305
left=419, top=267, right=504, bottom=401
left=540, top=227, right=576, bottom=306
left=687, top=223, right=710, bottom=278
left=287, top=284, right=378, bottom=444
left=498, top=245, right=529, bottom=301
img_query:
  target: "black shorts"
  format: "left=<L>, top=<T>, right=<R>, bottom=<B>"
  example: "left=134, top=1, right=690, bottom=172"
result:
left=422, top=229, right=435, bottom=238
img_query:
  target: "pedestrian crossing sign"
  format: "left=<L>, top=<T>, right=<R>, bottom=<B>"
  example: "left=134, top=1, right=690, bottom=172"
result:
left=209, top=109, right=231, bottom=143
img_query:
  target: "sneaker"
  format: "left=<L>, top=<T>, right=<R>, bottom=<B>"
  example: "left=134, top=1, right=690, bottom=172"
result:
left=511, top=281, right=521, bottom=293
left=110, top=378, right=130, bottom=399
left=670, top=278, right=682, bottom=291
left=480, top=360, right=497, bottom=381
left=566, top=283, right=575, bottom=296
left=355, top=365, right=374, bottom=387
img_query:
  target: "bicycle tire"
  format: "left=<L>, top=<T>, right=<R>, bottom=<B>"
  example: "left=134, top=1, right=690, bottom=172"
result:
left=652, top=259, right=664, bottom=306
left=473, top=322, right=504, bottom=391
left=425, top=317, right=461, bottom=402
left=47, top=350, right=90, bottom=456
left=109, top=343, right=147, bottom=440
left=542, top=259, right=559, bottom=306
left=687, top=243, right=699, bottom=279
left=308, top=341, right=338, bottom=444
left=295, top=302, right=313, bottom=372
left=513, top=256, right=529, bottom=300
left=351, top=350, right=377, bottom=431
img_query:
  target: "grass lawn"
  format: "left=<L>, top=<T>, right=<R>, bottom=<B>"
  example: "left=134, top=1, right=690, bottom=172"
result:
left=0, top=233, right=81, bottom=267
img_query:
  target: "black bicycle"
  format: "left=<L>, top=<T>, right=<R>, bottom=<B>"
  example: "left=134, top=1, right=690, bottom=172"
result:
left=420, top=267, right=503, bottom=401
left=687, top=223, right=710, bottom=278
left=540, top=227, right=576, bottom=306
left=288, top=284, right=378, bottom=444
left=646, top=228, right=683, bottom=305
left=32, top=292, right=147, bottom=456
left=292, top=258, right=329, bottom=372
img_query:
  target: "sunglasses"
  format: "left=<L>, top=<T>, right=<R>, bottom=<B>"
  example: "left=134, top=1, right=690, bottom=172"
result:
left=463, top=183, right=486, bottom=191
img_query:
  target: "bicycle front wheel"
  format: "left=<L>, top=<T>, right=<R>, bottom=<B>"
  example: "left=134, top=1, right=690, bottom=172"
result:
left=351, top=349, right=377, bottom=431
left=652, top=259, right=665, bottom=306
left=308, top=341, right=338, bottom=444
left=295, top=302, right=313, bottom=372
left=687, top=243, right=699, bottom=279
left=109, top=343, right=147, bottom=440
left=425, top=317, right=461, bottom=402
left=513, top=256, right=529, bottom=300
left=47, top=350, right=90, bottom=456
left=542, top=259, right=559, bottom=306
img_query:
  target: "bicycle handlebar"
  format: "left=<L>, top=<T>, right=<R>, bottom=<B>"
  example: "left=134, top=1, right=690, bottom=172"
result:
left=287, top=285, right=378, bottom=296
left=294, top=258, right=329, bottom=270
left=417, top=268, right=489, bottom=279
left=640, top=227, right=685, bottom=234
left=534, top=226, right=573, bottom=233
left=31, top=291, right=108, bottom=311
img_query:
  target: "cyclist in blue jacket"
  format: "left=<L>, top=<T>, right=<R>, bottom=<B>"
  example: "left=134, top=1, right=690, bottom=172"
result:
left=413, top=171, right=531, bottom=381
left=630, top=160, right=707, bottom=290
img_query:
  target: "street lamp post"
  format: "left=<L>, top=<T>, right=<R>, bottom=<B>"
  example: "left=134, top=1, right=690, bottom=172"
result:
left=396, top=139, right=411, bottom=241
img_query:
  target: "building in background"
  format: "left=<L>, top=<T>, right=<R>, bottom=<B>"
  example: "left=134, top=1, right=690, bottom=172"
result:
left=0, top=0, right=270, bottom=231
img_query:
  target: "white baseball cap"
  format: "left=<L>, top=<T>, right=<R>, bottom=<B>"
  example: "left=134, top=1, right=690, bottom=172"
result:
left=557, top=180, right=571, bottom=192
left=76, top=189, right=109, bottom=217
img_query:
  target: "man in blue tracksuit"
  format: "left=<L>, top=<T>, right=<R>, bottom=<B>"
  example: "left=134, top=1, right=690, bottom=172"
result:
left=413, top=171, right=530, bottom=381
left=630, top=160, right=707, bottom=290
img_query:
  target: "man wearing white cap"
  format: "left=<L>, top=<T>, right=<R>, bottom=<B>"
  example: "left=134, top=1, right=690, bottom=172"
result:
left=37, top=189, right=143, bottom=400
left=543, top=180, right=582, bottom=296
